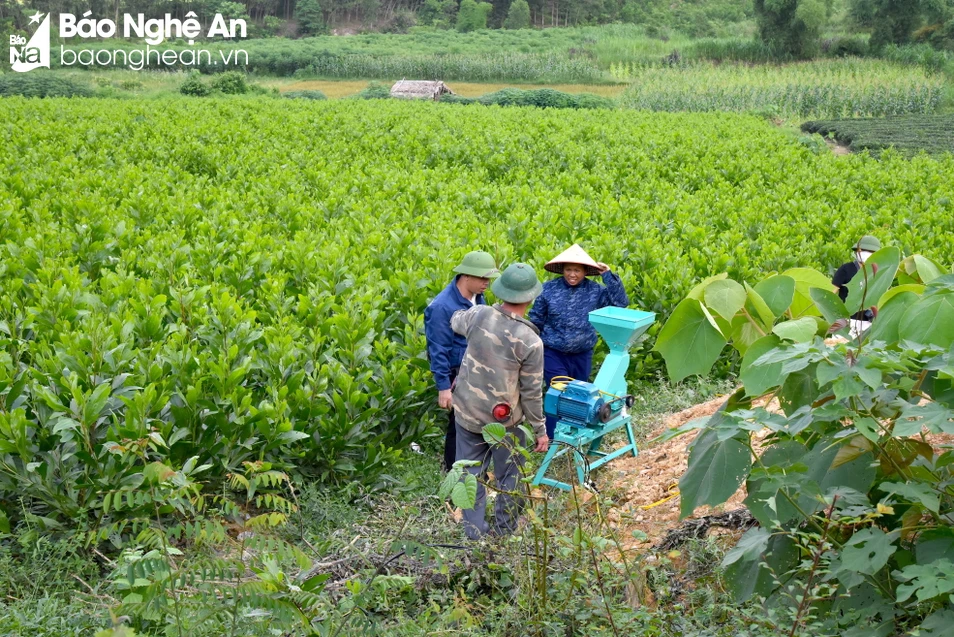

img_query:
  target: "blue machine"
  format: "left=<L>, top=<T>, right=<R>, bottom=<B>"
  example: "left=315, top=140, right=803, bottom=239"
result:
left=544, top=380, right=604, bottom=429
left=533, top=307, right=656, bottom=491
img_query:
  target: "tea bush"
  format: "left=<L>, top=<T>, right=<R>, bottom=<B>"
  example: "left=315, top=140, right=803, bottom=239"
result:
left=0, top=98, right=952, bottom=538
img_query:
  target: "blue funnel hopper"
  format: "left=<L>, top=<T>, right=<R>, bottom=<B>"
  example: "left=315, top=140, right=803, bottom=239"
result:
left=589, top=307, right=656, bottom=399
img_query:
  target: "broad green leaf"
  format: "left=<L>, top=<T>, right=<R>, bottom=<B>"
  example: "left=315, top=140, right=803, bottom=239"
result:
left=899, top=292, right=954, bottom=349
left=924, top=273, right=954, bottom=297
left=895, top=560, right=954, bottom=603
left=482, top=423, right=508, bottom=445
left=867, top=290, right=918, bottom=345
left=654, top=298, right=728, bottom=383
left=679, top=428, right=751, bottom=519
left=772, top=317, right=818, bottom=343
left=0, top=509, right=9, bottom=535
left=754, top=275, right=795, bottom=318
left=919, top=610, right=954, bottom=636
left=143, top=462, right=176, bottom=485
left=704, top=279, right=747, bottom=321
left=895, top=401, right=954, bottom=437
left=879, top=283, right=924, bottom=306
left=839, top=528, right=897, bottom=576
left=912, top=255, right=944, bottom=284
left=881, top=481, right=940, bottom=513
left=779, top=365, right=819, bottom=416
left=915, top=529, right=954, bottom=566
left=845, top=246, right=901, bottom=314
left=809, top=287, right=849, bottom=323
left=854, top=417, right=880, bottom=443
left=721, top=527, right=769, bottom=572
left=730, top=314, right=765, bottom=356
left=782, top=267, right=831, bottom=318
left=745, top=440, right=811, bottom=526
left=723, top=531, right=797, bottom=602
left=450, top=474, right=477, bottom=509
left=438, top=466, right=463, bottom=500
left=744, top=282, right=776, bottom=330
left=740, top=335, right=783, bottom=396
left=301, top=572, right=330, bottom=593
left=83, top=383, right=112, bottom=425
left=798, top=435, right=875, bottom=520
left=686, top=273, right=729, bottom=300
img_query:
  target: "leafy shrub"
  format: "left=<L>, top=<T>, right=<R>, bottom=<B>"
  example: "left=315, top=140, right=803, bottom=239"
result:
left=438, top=94, right=477, bottom=104
left=283, top=90, right=328, bottom=100
left=352, top=81, right=392, bottom=99
left=573, top=92, right=616, bottom=109
left=119, top=79, right=144, bottom=91
left=380, top=10, right=418, bottom=33
left=1, top=98, right=952, bottom=542
left=471, top=88, right=613, bottom=109
left=209, top=71, right=249, bottom=95
left=655, top=252, right=954, bottom=634
left=0, top=74, right=92, bottom=98
left=821, top=35, right=870, bottom=57
left=179, top=72, right=211, bottom=96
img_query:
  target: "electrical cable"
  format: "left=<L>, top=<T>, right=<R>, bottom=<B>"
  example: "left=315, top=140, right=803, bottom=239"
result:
left=639, top=484, right=680, bottom=510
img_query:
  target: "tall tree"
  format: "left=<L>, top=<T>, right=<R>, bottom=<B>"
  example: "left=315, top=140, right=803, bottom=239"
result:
left=503, top=0, right=529, bottom=27
left=863, top=0, right=923, bottom=48
left=456, top=0, right=492, bottom=30
left=753, top=0, right=828, bottom=58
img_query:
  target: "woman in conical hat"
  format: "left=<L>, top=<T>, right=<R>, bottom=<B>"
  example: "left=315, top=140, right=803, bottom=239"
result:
left=528, top=244, right=630, bottom=439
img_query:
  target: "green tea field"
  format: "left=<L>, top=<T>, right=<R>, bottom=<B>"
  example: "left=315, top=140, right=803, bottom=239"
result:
left=1, top=96, right=953, bottom=635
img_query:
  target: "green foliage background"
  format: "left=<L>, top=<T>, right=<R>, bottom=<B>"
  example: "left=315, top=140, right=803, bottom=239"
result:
left=0, top=97, right=952, bottom=532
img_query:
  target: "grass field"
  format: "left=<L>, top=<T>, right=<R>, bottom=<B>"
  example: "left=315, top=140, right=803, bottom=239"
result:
left=2, top=86, right=954, bottom=634
left=281, top=79, right=629, bottom=98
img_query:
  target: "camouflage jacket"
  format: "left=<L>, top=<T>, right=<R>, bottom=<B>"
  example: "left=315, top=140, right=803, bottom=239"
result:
left=450, top=305, right=546, bottom=439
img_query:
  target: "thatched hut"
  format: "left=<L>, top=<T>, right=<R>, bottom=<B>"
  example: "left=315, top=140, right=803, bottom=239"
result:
left=389, top=80, right=455, bottom=101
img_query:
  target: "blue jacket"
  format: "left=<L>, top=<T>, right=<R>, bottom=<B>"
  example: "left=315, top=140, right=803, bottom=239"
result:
left=528, top=271, right=629, bottom=354
left=424, top=276, right=485, bottom=391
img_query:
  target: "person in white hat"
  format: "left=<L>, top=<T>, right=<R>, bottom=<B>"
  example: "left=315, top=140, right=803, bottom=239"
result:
left=528, top=244, right=629, bottom=439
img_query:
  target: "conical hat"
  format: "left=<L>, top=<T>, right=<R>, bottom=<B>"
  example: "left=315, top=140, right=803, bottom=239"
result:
left=544, top=244, right=601, bottom=276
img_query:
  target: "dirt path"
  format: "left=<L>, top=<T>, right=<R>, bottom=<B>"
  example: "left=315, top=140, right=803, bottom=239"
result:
left=593, top=393, right=954, bottom=553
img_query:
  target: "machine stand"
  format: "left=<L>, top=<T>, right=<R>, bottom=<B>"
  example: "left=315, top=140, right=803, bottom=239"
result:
left=532, top=412, right=639, bottom=491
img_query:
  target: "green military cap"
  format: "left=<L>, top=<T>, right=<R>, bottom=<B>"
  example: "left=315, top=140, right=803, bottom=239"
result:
left=854, top=235, right=881, bottom=252
left=453, top=251, right=500, bottom=278
left=492, top=263, right=542, bottom=304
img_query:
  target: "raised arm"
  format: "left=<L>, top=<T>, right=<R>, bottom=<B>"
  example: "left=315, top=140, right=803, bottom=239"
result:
left=598, top=270, right=629, bottom=308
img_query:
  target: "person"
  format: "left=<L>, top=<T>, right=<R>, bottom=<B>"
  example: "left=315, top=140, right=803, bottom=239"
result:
left=832, top=235, right=880, bottom=337
left=450, top=263, right=549, bottom=540
left=424, top=251, right=500, bottom=473
left=528, top=244, right=629, bottom=439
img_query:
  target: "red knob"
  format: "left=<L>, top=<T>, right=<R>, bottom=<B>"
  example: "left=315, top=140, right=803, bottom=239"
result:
left=492, top=403, right=512, bottom=422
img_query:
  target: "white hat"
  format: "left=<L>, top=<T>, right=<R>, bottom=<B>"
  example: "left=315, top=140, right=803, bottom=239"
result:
left=544, top=244, right=601, bottom=277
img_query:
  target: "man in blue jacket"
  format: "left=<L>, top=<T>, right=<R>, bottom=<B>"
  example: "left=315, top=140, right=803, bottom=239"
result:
left=424, top=251, right=500, bottom=472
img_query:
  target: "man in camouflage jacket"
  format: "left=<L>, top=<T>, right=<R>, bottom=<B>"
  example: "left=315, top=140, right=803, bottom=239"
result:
left=450, top=263, right=549, bottom=540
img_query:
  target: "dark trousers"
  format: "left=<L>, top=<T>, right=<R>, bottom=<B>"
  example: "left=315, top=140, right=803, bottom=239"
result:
left=443, top=368, right=459, bottom=473
left=455, top=424, right=527, bottom=540
left=543, top=347, right=594, bottom=439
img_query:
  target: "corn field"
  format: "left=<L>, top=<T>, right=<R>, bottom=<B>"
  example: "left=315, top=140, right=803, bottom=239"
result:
left=302, top=53, right=606, bottom=83
left=616, top=59, right=946, bottom=118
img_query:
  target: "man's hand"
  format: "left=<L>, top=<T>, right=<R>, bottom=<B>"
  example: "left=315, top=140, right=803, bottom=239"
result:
left=438, top=389, right=453, bottom=410
left=534, top=436, right=549, bottom=453
left=596, top=262, right=610, bottom=274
